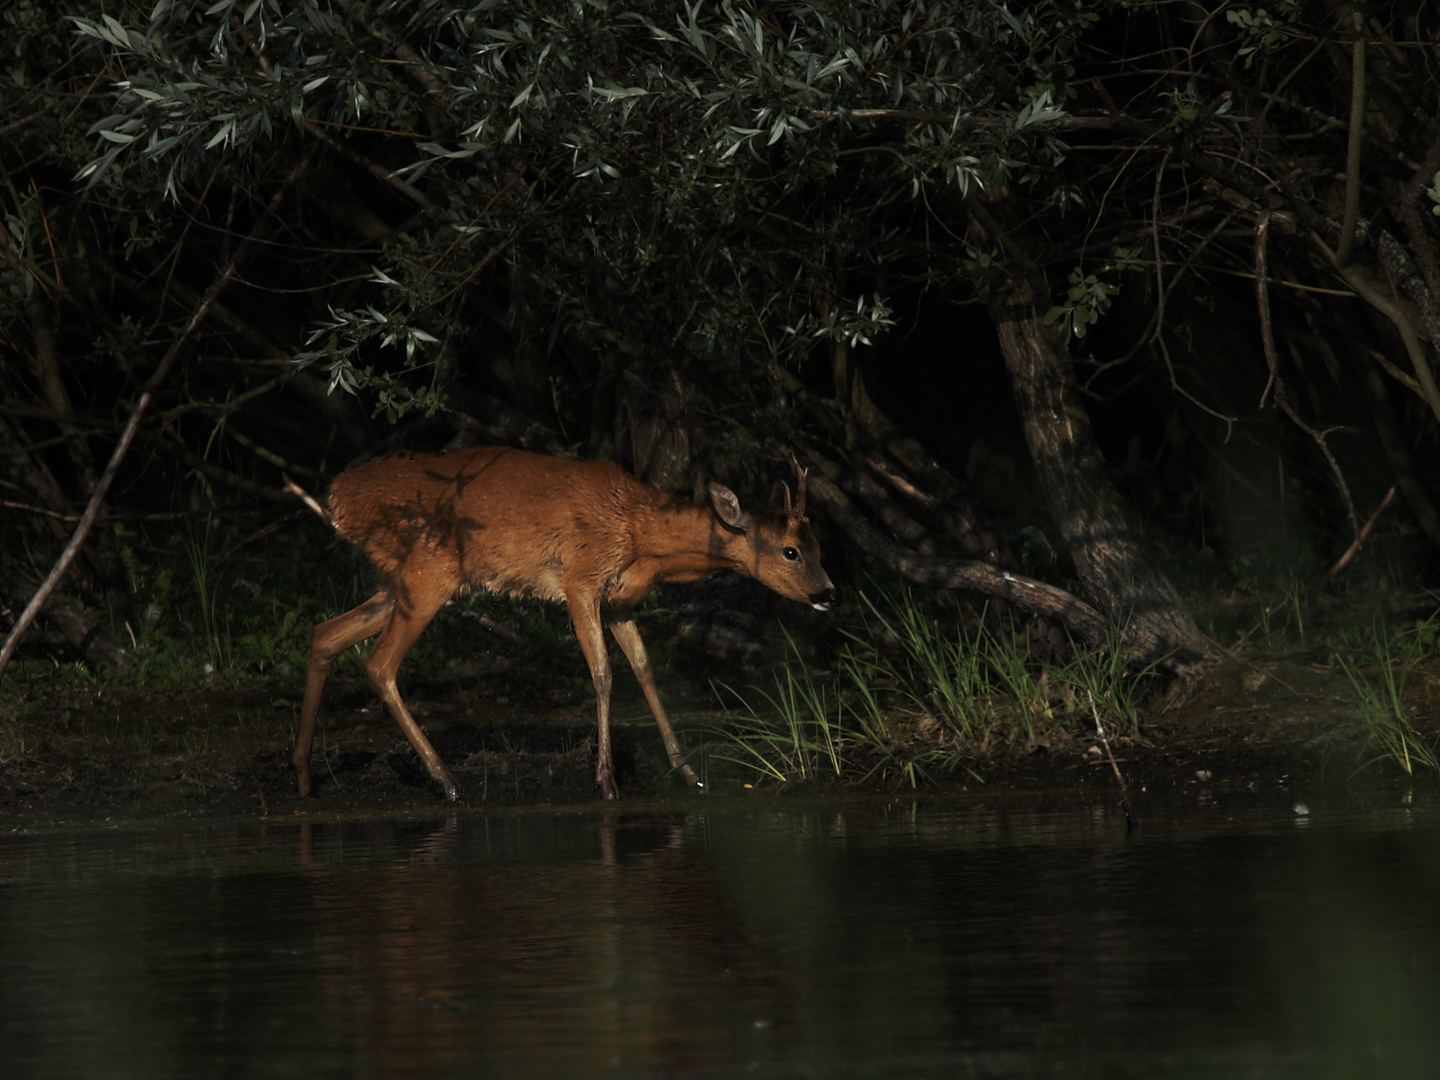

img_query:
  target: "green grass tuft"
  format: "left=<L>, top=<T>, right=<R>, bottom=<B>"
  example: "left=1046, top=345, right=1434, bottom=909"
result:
left=1339, top=613, right=1440, bottom=780
left=702, top=586, right=1158, bottom=790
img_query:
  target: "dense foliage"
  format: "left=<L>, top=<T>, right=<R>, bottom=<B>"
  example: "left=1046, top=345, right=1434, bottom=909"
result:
left=2, top=0, right=1438, bottom=673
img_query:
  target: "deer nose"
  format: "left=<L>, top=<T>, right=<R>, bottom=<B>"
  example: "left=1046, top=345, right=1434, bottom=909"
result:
left=810, top=587, right=838, bottom=612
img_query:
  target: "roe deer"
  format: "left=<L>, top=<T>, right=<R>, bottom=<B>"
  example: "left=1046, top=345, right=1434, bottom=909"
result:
left=294, top=446, right=837, bottom=800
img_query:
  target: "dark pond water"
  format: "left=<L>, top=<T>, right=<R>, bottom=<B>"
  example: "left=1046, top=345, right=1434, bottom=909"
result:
left=2, top=790, right=1438, bottom=1079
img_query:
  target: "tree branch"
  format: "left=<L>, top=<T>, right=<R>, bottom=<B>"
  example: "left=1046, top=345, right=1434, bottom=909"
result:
left=1255, top=212, right=1360, bottom=540
left=1335, top=3, right=1367, bottom=268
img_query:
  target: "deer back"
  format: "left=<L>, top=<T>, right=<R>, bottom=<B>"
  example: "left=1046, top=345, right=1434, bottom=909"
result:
left=328, top=447, right=834, bottom=612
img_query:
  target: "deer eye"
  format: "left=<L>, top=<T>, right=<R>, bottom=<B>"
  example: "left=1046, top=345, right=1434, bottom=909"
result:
left=782, top=546, right=800, bottom=562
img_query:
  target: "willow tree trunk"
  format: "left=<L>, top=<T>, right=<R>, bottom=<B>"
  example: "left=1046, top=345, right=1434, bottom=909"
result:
left=988, top=267, right=1209, bottom=665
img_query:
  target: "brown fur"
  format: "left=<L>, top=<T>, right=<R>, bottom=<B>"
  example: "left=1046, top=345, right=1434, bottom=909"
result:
left=294, top=447, right=836, bottom=800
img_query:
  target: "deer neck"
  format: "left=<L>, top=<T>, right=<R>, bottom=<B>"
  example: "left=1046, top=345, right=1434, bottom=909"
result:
left=628, top=498, right=752, bottom=586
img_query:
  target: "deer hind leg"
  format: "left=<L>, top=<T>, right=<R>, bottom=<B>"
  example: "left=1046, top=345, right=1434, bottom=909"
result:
left=609, top=617, right=702, bottom=789
left=294, top=588, right=395, bottom=797
left=569, top=600, right=619, bottom=799
left=364, top=561, right=463, bottom=801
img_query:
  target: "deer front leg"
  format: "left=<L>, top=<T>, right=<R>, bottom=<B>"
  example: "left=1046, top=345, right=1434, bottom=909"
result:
left=609, top=617, right=702, bottom=789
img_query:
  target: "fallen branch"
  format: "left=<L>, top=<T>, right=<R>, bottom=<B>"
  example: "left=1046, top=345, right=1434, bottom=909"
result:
left=805, top=471, right=1111, bottom=647
left=464, top=611, right=529, bottom=647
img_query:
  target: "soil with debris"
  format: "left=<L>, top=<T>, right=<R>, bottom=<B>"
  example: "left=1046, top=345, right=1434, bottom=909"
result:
left=2, top=644, right=1431, bottom=827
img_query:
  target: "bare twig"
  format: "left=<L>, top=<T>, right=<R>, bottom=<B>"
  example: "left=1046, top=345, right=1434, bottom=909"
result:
left=1325, top=485, right=1396, bottom=583
left=1255, top=212, right=1361, bottom=541
left=1132, top=174, right=1240, bottom=427
left=0, top=498, right=268, bottom=524
left=1087, top=690, right=1134, bottom=828
left=0, top=156, right=311, bottom=681
left=283, top=476, right=332, bottom=525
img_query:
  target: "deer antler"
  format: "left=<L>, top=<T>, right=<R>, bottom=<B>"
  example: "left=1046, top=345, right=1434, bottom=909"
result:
left=786, top=452, right=808, bottom=521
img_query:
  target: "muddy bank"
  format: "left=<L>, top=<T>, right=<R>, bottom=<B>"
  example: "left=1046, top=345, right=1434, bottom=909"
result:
left=2, top=649, right=1430, bottom=826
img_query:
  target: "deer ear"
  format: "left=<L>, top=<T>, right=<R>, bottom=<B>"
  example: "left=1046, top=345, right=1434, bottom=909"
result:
left=707, top=481, right=745, bottom=528
left=768, top=479, right=791, bottom=511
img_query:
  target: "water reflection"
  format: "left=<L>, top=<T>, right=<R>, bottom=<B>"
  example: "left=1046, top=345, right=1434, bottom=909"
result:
left=1, top=794, right=1438, bottom=1078
left=293, top=813, right=794, bottom=1077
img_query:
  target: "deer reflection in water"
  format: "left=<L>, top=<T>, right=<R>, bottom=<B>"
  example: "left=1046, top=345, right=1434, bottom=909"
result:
left=293, top=814, right=792, bottom=1073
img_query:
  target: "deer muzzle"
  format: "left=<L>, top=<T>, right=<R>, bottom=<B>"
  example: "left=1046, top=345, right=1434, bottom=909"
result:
left=810, top=586, right=839, bottom=612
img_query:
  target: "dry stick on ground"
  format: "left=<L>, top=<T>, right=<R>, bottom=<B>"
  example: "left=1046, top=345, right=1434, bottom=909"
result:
left=0, top=157, right=311, bottom=682
left=1325, top=485, right=1397, bottom=583
left=1087, top=690, right=1134, bottom=828
left=463, top=611, right=529, bottom=647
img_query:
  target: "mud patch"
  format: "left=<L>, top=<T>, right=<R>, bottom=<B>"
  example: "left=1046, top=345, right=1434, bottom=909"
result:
left=0, top=654, right=1434, bottom=824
